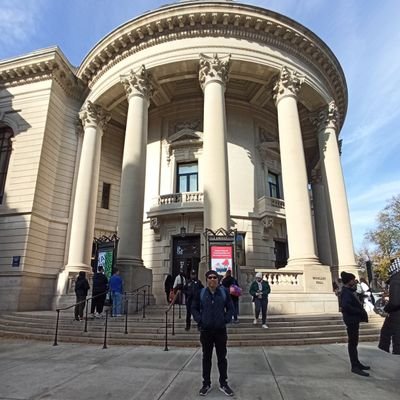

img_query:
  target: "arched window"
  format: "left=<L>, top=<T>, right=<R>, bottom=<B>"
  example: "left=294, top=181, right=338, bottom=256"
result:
left=0, top=127, right=13, bottom=204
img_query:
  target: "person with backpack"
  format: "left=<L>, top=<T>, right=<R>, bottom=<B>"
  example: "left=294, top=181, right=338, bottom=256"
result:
left=191, top=270, right=234, bottom=397
left=183, top=270, right=203, bottom=331
left=74, top=271, right=90, bottom=321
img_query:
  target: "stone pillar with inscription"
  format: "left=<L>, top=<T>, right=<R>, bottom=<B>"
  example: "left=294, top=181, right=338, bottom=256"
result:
left=117, top=65, right=153, bottom=291
left=199, top=53, right=231, bottom=231
left=313, top=101, right=358, bottom=278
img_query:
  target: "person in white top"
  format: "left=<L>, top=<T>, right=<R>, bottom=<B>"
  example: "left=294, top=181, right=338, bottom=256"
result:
left=173, top=267, right=187, bottom=304
left=360, top=278, right=375, bottom=313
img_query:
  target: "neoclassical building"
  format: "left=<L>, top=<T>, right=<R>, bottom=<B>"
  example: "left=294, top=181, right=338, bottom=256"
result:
left=0, top=0, right=357, bottom=313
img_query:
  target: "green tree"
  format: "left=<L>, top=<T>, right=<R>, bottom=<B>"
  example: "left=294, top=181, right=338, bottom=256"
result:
left=365, top=195, right=400, bottom=281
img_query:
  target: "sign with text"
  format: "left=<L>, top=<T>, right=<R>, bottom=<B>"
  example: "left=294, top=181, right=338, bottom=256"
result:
left=97, top=249, right=114, bottom=280
left=210, top=245, right=233, bottom=275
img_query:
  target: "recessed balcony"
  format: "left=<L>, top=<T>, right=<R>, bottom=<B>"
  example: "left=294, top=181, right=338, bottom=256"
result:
left=147, top=191, right=204, bottom=217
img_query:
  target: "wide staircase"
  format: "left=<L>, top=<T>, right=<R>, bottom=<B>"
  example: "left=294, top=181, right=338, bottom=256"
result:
left=0, top=304, right=384, bottom=347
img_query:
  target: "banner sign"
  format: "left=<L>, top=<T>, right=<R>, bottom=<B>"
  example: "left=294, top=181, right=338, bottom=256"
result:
left=210, top=245, right=233, bottom=275
left=97, top=248, right=114, bottom=280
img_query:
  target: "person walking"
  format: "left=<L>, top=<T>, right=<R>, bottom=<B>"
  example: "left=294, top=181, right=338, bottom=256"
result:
left=109, top=268, right=123, bottom=316
left=183, top=270, right=203, bottom=331
left=191, top=270, right=234, bottom=397
left=74, top=271, right=90, bottom=321
left=340, top=271, right=370, bottom=376
left=378, top=257, right=400, bottom=355
left=173, top=266, right=186, bottom=305
left=164, top=274, right=174, bottom=304
left=90, top=266, right=108, bottom=318
left=221, top=269, right=240, bottom=323
left=249, top=272, right=271, bottom=328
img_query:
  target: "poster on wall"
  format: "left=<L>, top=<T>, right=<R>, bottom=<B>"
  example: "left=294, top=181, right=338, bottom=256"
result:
left=210, top=245, right=233, bottom=275
left=97, top=249, right=114, bottom=280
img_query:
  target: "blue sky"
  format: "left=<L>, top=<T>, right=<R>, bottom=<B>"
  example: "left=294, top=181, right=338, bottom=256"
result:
left=1, top=0, right=399, bottom=251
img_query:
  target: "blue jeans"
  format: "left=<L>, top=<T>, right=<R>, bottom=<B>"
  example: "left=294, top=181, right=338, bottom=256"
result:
left=111, top=292, right=122, bottom=316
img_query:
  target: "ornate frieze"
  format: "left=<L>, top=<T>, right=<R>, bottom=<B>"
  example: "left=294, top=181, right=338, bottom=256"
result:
left=79, top=101, right=111, bottom=130
left=199, top=53, right=231, bottom=90
left=273, top=66, right=304, bottom=104
left=120, top=65, right=153, bottom=101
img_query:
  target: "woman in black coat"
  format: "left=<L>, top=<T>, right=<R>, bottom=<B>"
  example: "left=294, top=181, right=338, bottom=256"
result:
left=340, top=271, right=370, bottom=376
left=378, top=258, right=400, bottom=355
left=74, top=271, right=90, bottom=321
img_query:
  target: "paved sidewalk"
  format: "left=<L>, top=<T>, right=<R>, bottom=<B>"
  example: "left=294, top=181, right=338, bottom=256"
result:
left=0, top=339, right=398, bottom=400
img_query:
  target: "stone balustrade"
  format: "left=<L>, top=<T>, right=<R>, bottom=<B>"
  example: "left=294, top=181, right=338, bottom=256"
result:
left=158, top=191, right=204, bottom=205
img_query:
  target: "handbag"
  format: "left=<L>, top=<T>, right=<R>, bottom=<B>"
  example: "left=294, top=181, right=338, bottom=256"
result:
left=229, top=284, right=242, bottom=297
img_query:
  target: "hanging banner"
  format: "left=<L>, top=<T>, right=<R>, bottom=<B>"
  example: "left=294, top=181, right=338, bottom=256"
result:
left=210, top=245, right=233, bottom=275
left=97, top=248, right=114, bottom=280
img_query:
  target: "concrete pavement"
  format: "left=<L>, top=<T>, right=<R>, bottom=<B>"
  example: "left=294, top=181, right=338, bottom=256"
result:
left=0, top=339, right=399, bottom=400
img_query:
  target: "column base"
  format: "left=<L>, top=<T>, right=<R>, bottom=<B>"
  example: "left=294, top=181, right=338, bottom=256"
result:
left=116, top=261, right=152, bottom=293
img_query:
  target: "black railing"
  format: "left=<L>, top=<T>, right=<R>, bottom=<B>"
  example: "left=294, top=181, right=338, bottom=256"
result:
left=164, top=290, right=183, bottom=351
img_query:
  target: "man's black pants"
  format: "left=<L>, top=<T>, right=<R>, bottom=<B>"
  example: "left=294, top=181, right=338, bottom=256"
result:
left=346, top=322, right=360, bottom=367
left=200, top=328, right=228, bottom=386
left=90, top=292, right=107, bottom=314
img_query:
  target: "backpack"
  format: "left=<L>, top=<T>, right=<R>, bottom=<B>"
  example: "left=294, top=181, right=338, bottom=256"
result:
left=200, top=286, right=227, bottom=306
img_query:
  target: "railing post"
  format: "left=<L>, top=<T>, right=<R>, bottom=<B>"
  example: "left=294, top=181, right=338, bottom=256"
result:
left=178, top=292, right=182, bottom=319
left=172, top=303, right=175, bottom=336
left=147, top=285, right=150, bottom=305
left=164, top=310, right=169, bottom=351
left=136, top=291, right=139, bottom=313
left=84, top=299, right=89, bottom=333
left=103, top=310, right=109, bottom=349
left=142, top=290, right=146, bottom=319
left=124, top=294, right=128, bottom=334
left=53, top=309, right=60, bottom=346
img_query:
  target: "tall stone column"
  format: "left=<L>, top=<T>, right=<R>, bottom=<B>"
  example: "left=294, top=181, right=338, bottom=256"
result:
left=313, top=101, right=357, bottom=276
left=273, top=67, right=319, bottom=267
left=117, top=66, right=153, bottom=290
left=66, top=101, right=110, bottom=272
left=199, top=53, right=231, bottom=231
left=311, top=169, right=333, bottom=267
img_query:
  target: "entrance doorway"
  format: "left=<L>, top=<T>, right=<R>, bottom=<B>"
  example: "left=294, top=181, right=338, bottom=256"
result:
left=172, top=235, right=201, bottom=279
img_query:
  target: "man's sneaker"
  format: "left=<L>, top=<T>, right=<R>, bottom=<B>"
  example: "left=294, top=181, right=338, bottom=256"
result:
left=199, top=384, right=211, bottom=396
left=253, top=319, right=258, bottom=325
left=351, top=367, right=369, bottom=377
left=262, top=324, right=268, bottom=329
left=219, top=384, right=234, bottom=397
left=358, top=363, right=370, bottom=370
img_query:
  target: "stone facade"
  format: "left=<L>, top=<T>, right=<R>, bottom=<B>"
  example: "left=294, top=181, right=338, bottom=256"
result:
left=0, top=1, right=356, bottom=313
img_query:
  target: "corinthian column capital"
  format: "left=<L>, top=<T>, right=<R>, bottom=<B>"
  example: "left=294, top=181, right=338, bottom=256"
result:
left=79, top=101, right=111, bottom=130
left=199, top=53, right=231, bottom=91
left=311, top=100, right=339, bottom=132
left=273, top=66, right=304, bottom=104
left=121, top=65, right=153, bottom=101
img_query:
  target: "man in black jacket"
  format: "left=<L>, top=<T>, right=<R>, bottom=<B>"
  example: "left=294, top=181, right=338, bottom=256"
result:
left=90, top=266, right=108, bottom=318
left=378, top=258, right=400, bottom=354
left=340, top=271, right=370, bottom=377
left=191, top=270, right=234, bottom=396
left=183, top=270, right=203, bottom=331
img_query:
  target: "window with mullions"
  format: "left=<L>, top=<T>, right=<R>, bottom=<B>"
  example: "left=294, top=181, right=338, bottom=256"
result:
left=0, top=127, right=13, bottom=204
left=268, top=172, right=281, bottom=199
left=177, top=162, right=198, bottom=193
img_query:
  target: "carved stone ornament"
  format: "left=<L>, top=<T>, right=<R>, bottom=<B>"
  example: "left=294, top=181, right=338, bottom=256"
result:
left=150, top=217, right=161, bottom=241
left=79, top=101, right=111, bottom=130
left=311, top=100, right=339, bottom=132
left=199, top=53, right=231, bottom=90
left=273, top=66, right=304, bottom=104
left=121, top=65, right=153, bottom=100
left=261, top=217, right=274, bottom=240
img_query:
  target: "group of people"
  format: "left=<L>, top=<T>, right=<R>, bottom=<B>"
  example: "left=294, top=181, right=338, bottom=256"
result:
left=340, top=257, right=400, bottom=378
left=73, top=268, right=124, bottom=321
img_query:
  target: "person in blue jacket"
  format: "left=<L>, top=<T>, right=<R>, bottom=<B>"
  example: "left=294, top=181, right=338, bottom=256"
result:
left=109, top=268, right=123, bottom=316
left=340, top=271, right=370, bottom=377
left=191, top=270, right=234, bottom=397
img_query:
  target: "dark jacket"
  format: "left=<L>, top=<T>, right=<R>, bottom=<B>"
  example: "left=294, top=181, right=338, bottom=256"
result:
left=384, top=271, right=400, bottom=319
left=191, top=286, right=233, bottom=331
left=184, top=279, right=204, bottom=300
left=164, top=275, right=173, bottom=294
left=249, top=280, right=271, bottom=300
left=340, top=286, right=368, bottom=325
left=92, top=272, right=108, bottom=294
left=75, top=277, right=90, bottom=297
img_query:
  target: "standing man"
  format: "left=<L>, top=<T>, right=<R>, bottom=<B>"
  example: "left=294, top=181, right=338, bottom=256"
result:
left=340, top=271, right=370, bottom=376
left=183, top=270, right=203, bottom=331
left=191, top=270, right=234, bottom=397
left=109, top=268, right=123, bottom=316
left=90, top=266, right=108, bottom=318
left=249, top=272, right=271, bottom=328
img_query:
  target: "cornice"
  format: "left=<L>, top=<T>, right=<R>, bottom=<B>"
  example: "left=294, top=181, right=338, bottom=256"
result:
left=77, top=2, right=347, bottom=126
left=0, top=47, right=87, bottom=101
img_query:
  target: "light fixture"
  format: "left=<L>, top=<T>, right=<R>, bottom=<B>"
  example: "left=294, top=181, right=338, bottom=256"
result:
left=180, top=213, right=186, bottom=237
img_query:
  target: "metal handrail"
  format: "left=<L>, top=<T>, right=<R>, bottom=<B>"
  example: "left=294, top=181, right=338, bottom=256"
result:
left=53, top=290, right=108, bottom=346
left=164, top=289, right=183, bottom=351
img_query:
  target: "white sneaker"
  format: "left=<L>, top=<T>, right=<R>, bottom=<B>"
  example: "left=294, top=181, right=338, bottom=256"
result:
left=253, top=319, right=258, bottom=325
left=262, top=324, right=268, bottom=329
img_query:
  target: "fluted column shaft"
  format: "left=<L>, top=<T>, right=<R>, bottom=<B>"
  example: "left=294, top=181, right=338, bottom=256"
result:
left=314, top=101, right=356, bottom=273
left=66, top=101, right=110, bottom=271
left=199, top=53, right=231, bottom=230
left=117, top=66, right=152, bottom=267
left=273, top=67, right=319, bottom=266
